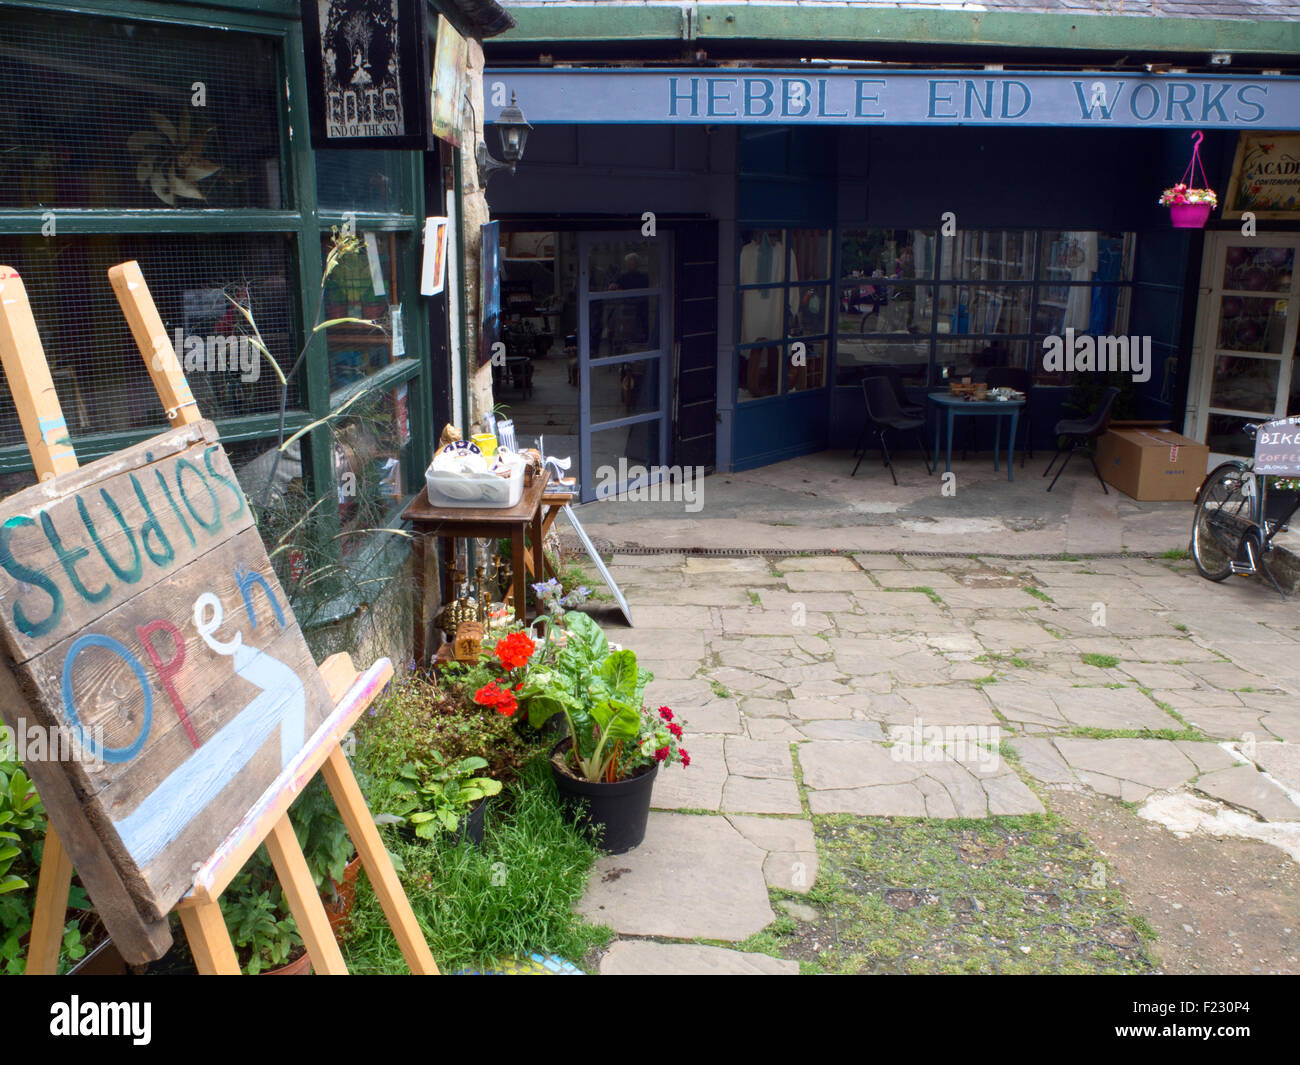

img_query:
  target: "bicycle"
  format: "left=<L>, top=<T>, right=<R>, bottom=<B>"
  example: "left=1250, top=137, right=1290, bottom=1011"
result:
left=1190, top=421, right=1300, bottom=598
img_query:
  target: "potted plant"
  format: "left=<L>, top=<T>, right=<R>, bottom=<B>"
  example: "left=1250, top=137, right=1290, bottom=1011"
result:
left=1161, top=131, right=1216, bottom=229
left=219, top=867, right=306, bottom=975
left=392, top=753, right=502, bottom=846
left=1160, top=182, right=1217, bottom=228
left=519, top=612, right=689, bottom=853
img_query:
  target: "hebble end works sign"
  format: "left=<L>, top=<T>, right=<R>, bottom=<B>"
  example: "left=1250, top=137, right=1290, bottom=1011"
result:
left=302, top=0, right=433, bottom=149
left=484, top=69, right=1300, bottom=131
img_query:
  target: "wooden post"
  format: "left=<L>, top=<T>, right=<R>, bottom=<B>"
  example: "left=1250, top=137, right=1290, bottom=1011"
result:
left=0, top=266, right=86, bottom=973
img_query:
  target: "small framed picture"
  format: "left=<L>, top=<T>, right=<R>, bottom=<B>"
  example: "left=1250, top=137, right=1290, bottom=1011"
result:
left=422, top=216, right=449, bottom=295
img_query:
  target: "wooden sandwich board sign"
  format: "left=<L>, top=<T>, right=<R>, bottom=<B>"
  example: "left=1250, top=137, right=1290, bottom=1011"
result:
left=0, top=262, right=436, bottom=974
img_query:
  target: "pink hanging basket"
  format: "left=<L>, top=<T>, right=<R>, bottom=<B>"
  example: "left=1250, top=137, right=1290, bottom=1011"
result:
left=1161, top=131, right=1217, bottom=230
left=1170, top=202, right=1213, bottom=229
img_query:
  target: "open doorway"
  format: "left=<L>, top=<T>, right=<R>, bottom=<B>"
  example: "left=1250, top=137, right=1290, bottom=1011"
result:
left=496, top=226, right=673, bottom=502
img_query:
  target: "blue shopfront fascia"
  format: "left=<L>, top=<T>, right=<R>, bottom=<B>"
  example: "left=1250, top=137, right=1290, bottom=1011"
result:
left=483, top=68, right=1300, bottom=130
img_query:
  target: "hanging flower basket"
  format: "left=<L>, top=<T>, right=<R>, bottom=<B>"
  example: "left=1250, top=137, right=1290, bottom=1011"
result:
left=1160, top=131, right=1217, bottom=229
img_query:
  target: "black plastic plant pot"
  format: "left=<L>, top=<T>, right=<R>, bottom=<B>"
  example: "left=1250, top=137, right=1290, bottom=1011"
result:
left=551, top=741, right=658, bottom=854
left=458, top=798, right=488, bottom=848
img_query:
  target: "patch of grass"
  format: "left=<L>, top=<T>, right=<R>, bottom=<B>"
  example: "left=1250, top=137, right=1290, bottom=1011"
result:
left=972, top=674, right=999, bottom=687
left=1160, top=548, right=1191, bottom=561
left=1081, top=653, right=1120, bottom=669
left=1173, top=623, right=1189, bottom=633
left=740, top=814, right=1155, bottom=975
left=747, top=590, right=761, bottom=606
left=1058, top=553, right=1081, bottom=562
left=710, top=681, right=733, bottom=699
left=905, top=585, right=945, bottom=605
left=1129, top=915, right=1159, bottom=942
left=1066, top=726, right=1202, bottom=741
left=341, top=759, right=611, bottom=973
left=1024, top=587, right=1053, bottom=604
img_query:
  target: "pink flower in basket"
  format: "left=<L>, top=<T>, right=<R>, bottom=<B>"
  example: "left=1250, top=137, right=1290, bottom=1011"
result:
left=1158, top=182, right=1218, bottom=208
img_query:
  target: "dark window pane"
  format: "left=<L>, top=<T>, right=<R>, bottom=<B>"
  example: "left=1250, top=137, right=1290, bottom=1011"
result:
left=324, top=230, right=412, bottom=389
left=937, top=339, right=1030, bottom=383
left=315, top=150, right=407, bottom=214
left=1209, top=355, right=1281, bottom=414
left=840, top=281, right=933, bottom=335
left=1040, top=232, right=1134, bottom=283
left=1218, top=295, right=1288, bottom=355
left=739, top=344, right=780, bottom=401
left=0, top=12, right=284, bottom=209
left=940, top=230, right=1033, bottom=281
left=835, top=339, right=929, bottom=388
left=0, top=234, right=301, bottom=448
left=937, top=285, right=1033, bottom=335
left=1206, top=412, right=1257, bottom=458
left=789, top=229, right=832, bottom=282
left=787, top=340, right=826, bottom=393
left=1222, top=244, right=1294, bottom=294
left=739, top=230, right=787, bottom=286
left=841, top=229, right=936, bottom=280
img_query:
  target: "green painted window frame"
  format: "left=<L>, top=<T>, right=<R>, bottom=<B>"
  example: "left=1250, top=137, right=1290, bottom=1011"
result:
left=0, top=0, right=433, bottom=529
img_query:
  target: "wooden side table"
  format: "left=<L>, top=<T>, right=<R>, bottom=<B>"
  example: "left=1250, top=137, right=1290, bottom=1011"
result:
left=402, top=469, right=550, bottom=664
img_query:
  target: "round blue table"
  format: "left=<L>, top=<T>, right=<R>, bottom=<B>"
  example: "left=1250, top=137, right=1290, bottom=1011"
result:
left=927, top=393, right=1026, bottom=482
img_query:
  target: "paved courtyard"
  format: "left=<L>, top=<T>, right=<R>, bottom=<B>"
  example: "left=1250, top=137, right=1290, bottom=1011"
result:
left=575, top=550, right=1300, bottom=975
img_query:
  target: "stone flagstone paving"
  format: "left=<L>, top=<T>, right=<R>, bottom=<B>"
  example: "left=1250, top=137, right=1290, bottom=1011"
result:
left=577, top=551, right=1300, bottom=974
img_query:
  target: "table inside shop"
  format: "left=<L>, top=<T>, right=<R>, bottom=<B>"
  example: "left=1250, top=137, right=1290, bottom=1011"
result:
left=928, top=392, right=1026, bottom=483
left=402, top=468, right=550, bottom=663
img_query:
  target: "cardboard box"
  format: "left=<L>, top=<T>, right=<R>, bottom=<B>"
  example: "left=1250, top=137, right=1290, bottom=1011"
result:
left=1095, top=428, right=1209, bottom=502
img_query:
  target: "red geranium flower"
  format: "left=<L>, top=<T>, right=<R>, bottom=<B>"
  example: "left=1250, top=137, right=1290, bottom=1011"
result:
left=658, top=706, right=673, bottom=722
left=667, top=722, right=683, bottom=738
left=494, top=631, right=537, bottom=671
left=474, top=681, right=518, bottom=717
left=654, top=746, right=669, bottom=762
left=680, top=749, right=691, bottom=768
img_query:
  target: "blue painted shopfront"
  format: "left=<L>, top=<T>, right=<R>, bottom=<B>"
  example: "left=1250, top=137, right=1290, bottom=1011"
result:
left=486, top=69, right=1293, bottom=475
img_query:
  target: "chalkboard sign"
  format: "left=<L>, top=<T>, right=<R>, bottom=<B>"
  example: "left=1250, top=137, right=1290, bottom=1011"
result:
left=0, top=420, right=334, bottom=933
left=1254, top=415, right=1300, bottom=476
left=301, top=0, right=433, bottom=150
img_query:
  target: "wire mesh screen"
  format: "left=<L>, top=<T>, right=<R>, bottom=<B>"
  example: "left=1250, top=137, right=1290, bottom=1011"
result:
left=0, top=233, right=302, bottom=449
left=0, top=11, right=284, bottom=210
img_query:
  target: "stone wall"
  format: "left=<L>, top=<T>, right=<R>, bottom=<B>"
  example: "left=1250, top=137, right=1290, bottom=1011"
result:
left=458, top=36, right=497, bottom=430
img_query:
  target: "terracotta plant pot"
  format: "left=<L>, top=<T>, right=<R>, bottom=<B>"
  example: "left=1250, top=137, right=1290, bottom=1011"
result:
left=1169, top=202, right=1212, bottom=229
left=551, top=740, right=658, bottom=854
left=324, top=855, right=364, bottom=940
left=263, top=949, right=312, bottom=976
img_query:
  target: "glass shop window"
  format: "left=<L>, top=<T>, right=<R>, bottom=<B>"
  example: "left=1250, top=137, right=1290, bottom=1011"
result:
left=0, top=233, right=300, bottom=448
left=0, top=11, right=285, bottom=210
left=737, top=227, right=831, bottom=401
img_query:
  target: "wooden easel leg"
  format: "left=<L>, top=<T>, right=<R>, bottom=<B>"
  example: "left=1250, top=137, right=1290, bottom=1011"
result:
left=321, top=746, right=439, bottom=974
left=264, top=814, right=348, bottom=975
left=178, top=899, right=240, bottom=975
left=24, top=826, right=73, bottom=975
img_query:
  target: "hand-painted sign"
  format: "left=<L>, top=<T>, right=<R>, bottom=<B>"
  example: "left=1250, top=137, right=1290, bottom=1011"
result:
left=1254, top=415, right=1300, bottom=476
left=1224, top=132, right=1300, bottom=219
left=484, top=69, right=1300, bottom=130
left=301, top=0, right=433, bottom=149
left=0, top=420, right=333, bottom=924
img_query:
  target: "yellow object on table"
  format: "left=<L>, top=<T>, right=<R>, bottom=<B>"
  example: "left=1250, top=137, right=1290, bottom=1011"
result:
left=471, top=433, right=498, bottom=457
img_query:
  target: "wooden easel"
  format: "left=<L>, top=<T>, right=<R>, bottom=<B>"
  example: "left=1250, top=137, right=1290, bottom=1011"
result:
left=1, top=261, right=437, bottom=975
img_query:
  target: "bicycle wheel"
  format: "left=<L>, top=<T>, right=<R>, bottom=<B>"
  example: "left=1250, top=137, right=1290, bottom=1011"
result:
left=1191, top=462, right=1253, bottom=582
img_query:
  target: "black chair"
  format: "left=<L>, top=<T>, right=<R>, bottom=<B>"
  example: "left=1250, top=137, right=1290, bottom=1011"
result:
left=888, top=369, right=924, bottom=419
left=986, top=366, right=1034, bottom=467
left=1042, top=386, right=1121, bottom=493
left=852, top=376, right=933, bottom=485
